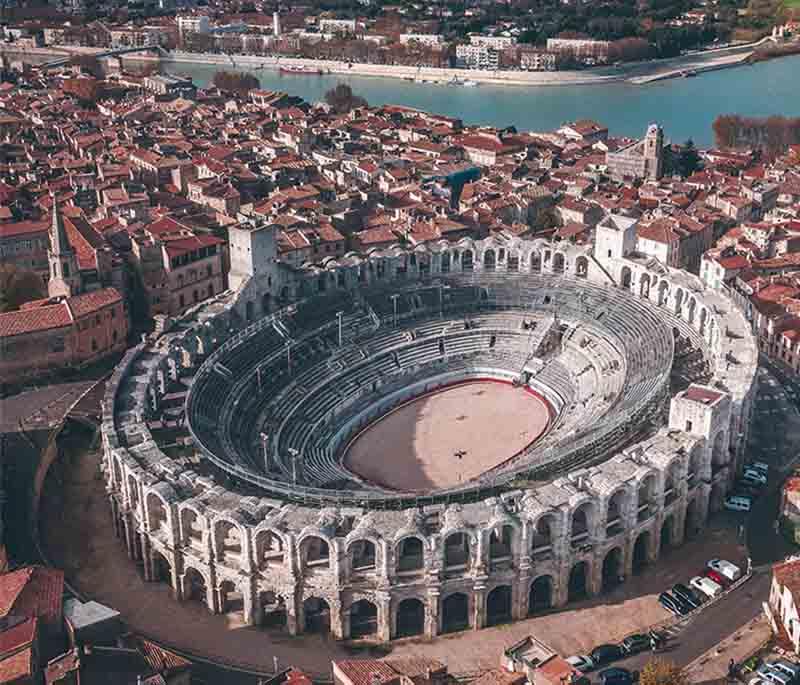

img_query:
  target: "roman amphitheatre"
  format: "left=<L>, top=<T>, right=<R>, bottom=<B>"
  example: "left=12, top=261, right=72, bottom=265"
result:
left=100, top=224, right=757, bottom=643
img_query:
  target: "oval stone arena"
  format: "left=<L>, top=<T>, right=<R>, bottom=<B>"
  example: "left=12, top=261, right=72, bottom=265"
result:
left=343, top=380, right=552, bottom=491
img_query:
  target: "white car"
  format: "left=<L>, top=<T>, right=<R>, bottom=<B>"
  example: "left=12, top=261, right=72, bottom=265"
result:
left=743, top=469, right=767, bottom=485
left=748, top=461, right=769, bottom=473
left=690, top=575, right=723, bottom=599
left=566, top=655, right=595, bottom=673
left=708, top=558, right=742, bottom=582
left=770, top=660, right=800, bottom=681
left=724, top=496, right=751, bottom=512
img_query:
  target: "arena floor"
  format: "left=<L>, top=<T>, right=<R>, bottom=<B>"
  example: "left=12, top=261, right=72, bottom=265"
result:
left=343, top=380, right=552, bottom=492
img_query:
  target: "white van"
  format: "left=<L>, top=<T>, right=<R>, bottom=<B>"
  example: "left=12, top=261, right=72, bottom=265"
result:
left=724, top=496, right=751, bottom=512
left=690, top=575, right=723, bottom=599
left=708, top=558, right=742, bottom=582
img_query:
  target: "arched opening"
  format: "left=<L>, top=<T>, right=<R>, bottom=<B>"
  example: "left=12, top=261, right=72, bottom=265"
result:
left=552, top=252, right=565, bottom=274
left=245, top=301, right=254, bottom=321
left=606, top=490, right=626, bottom=537
left=684, top=497, right=700, bottom=540
left=664, top=462, right=680, bottom=506
left=349, top=599, right=378, bottom=639
left=219, top=580, right=244, bottom=615
left=350, top=539, right=377, bottom=574
left=259, top=591, right=287, bottom=630
left=215, top=521, right=242, bottom=564
left=640, top=273, right=651, bottom=298
left=146, top=493, right=167, bottom=534
left=396, top=598, right=425, bottom=638
left=262, top=292, right=271, bottom=314
left=442, top=593, right=470, bottom=633
left=441, top=252, right=451, bottom=273
left=528, top=575, right=553, bottom=615
left=660, top=515, right=674, bottom=552
left=687, top=298, right=697, bottom=325
left=658, top=281, right=669, bottom=307
left=303, top=596, right=331, bottom=634
left=444, top=532, right=470, bottom=571
left=486, top=585, right=512, bottom=626
left=602, top=547, right=623, bottom=591
left=396, top=537, right=424, bottom=574
left=710, top=480, right=727, bottom=513
left=571, top=503, right=593, bottom=546
left=532, top=516, right=553, bottom=557
left=576, top=256, right=589, bottom=278
left=152, top=550, right=171, bottom=584
left=461, top=250, right=474, bottom=272
left=568, top=561, right=588, bottom=602
left=699, top=308, right=708, bottom=336
left=621, top=267, right=632, bottom=290
left=674, top=288, right=684, bottom=315
left=531, top=252, right=542, bottom=273
left=638, top=475, right=656, bottom=522
left=255, top=530, right=285, bottom=570
left=301, top=536, right=330, bottom=571
left=688, top=449, right=702, bottom=488
left=712, top=431, right=728, bottom=471
left=489, top=525, right=513, bottom=564
left=633, top=531, right=651, bottom=574
left=484, top=249, right=496, bottom=271
left=507, top=253, right=519, bottom=272
left=183, top=568, right=207, bottom=603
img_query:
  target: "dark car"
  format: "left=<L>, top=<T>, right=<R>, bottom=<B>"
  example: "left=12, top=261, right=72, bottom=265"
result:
left=658, top=591, right=688, bottom=617
left=672, top=583, right=702, bottom=609
left=620, top=634, right=650, bottom=655
left=599, top=668, right=636, bottom=685
left=591, top=644, right=624, bottom=666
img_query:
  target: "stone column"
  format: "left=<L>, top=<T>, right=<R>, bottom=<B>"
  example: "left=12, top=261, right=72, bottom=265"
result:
left=473, top=584, right=487, bottom=630
left=285, top=589, right=299, bottom=636
left=587, top=557, right=602, bottom=597
left=242, top=576, right=258, bottom=626
left=123, top=515, right=135, bottom=559
left=426, top=587, right=440, bottom=638
left=377, top=591, right=392, bottom=642
left=330, top=598, right=344, bottom=640
left=141, top=534, right=153, bottom=581
left=623, top=535, right=636, bottom=578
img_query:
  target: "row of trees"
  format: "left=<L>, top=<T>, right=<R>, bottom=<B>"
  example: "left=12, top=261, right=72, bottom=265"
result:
left=212, top=70, right=261, bottom=94
left=714, top=114, right=800, bottom=157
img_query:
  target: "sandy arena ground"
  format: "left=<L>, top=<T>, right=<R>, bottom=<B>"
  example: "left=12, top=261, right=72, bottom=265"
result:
left=343, top=381, right=551, bottom=492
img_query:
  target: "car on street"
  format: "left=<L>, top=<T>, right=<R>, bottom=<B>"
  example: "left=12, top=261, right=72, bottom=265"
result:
left=768, top=660, right=800, bottom=681
left=705, top=568, right=729, bottom=587
left=599, top=667, right=636, bottom=685
left=724, top=495, right=752, bottom=512
left=566, top=655, right=596, bottom=673
left=690, top=575, right=723, bottom=599
left=743, top=468, right=768, bottom=485
left=658, top=591, right=689, bottom=617
left=756, top=665, right=793, bottom=685
left=620, top=634, right=650, bottom=655
left=590, top=644, right=624, bottom=666
left=708, top=558, right=742, bottom=582
left=672, top=583, right=702, bottom=608
left=749, top=678, right=770, bottom=685
left=748, top=461, right=769, bottom=473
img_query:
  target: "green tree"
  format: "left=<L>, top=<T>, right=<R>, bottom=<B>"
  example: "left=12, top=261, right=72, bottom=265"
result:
left=677, top=139, right=701, bottom=176
left=640, top=659, right=689, bottom=685
left=0, top=264, right=46, bottom=313
left=324, top=83, right=368, bottom=114
left=212, top=70, right=260, bottom=95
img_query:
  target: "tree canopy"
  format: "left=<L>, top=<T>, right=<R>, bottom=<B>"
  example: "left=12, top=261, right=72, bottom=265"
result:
left=212, top=70, right=260, bottom=95
left=0, top=264, right=46, bottom=313
left=324, top=83, right=368, bottom=114
left=640, top=658, right=689, bottom=685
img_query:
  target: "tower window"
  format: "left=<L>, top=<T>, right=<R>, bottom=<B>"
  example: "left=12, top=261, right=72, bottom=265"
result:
left=63, top=263, right=70, bottom=277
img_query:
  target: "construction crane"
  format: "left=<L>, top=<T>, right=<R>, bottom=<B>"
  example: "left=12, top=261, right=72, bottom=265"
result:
left=422, top=166, right=481, bottom=209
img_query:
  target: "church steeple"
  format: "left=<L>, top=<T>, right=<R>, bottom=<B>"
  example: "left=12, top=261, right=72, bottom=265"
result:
left=47, top=197, right=80, bottom=298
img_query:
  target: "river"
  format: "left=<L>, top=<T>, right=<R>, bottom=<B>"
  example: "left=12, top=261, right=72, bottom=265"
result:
left=163, top=54, right=800, bottom=147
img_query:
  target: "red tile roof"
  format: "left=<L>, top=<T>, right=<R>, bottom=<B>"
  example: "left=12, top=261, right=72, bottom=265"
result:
left=0, top=647, right=33, bottom=682
left=774, top=558, right=800, bottom=599
left=684, top=385, right=723, bottom=405
left=68, top=288, right=122, bottom=319
left=0, top=302, right=72, bottom=337
left=0, top=618, right=36, bottom=656
left=335, top=659, right=446, bottom=685
left=0, top=219, right=48, bottom=239
left=0, top=566, right=64, bottom=628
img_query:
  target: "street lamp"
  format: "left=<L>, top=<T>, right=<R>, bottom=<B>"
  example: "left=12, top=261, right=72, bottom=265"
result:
left=390, top=294, right=400, bottom=328
left=336, top=310, right=344, bottom=347
left=285, top=340, right=292, bottom=373
left=288, top=447, right=299, bottom=484
left=260, top=431, right=270, bottom=472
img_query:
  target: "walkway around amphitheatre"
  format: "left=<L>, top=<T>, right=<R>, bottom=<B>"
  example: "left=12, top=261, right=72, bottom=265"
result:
left=43, top=442, right=749, bottom=679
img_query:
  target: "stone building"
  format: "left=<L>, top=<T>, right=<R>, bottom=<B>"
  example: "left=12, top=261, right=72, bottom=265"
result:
left=606, top=125, right=664, bottom=182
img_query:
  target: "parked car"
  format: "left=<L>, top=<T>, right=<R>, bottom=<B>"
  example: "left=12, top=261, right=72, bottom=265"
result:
left=743, top=468, right=767, bottom=485
left=748, top=461, right=769, bottom=473
left=756, top=665, right=793, bottom=685
left=768, top=660, right=800, bottom=681
left=566, top=655, right=596, bottom=673
left=590, top=644, right=624, bottom=666
left=690, top=575, right=723, bottom=599
left=708, top=558, right=742, bottom=582
left=705, top=568, right=729, bottom=587
left=599, top=667, right=636, bottom=685
left=749, top=678, right=770, bottom=685
left=724, top=496, right=752, bottom=512
left=658, top=591, right=689, bottom=617
left=620, top=634, right=650, bottom=655
left=672, top=583, right=702, bottom=608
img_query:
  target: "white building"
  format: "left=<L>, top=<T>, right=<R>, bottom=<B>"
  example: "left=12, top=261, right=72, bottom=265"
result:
left=318, top=18, right=358, bottom=35
left=177, top=15, right=211, bottom=36
left=519, top=48, right=556, bottom=71
left=470, top=35, right=516, bottom=49
left=546, top=37, right=610, bottom=58
left=456, top=44, right=499, bottom=70
left=399, top=33, right=445, bottom=47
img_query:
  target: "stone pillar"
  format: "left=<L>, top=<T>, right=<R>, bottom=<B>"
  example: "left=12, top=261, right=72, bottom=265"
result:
left=515, top=559, right=532, bottom=621
left=426, top=588, right=440, bottom=638
left=242, top=577, right=257, bottom=626
left=285, top=590, right=299, bottom=636
left=623, top=535, right=636, bottom=578
left=587, top=557, right=602, bottom=597
left=330, top=598, right=344, bottom=640
left=377, top=591, right=392, bottom=642
left=123, top=515, right=135, bottom=559
left=473, top=585, right=487, bottom=630
left=141, top=534, right=153, bottom=581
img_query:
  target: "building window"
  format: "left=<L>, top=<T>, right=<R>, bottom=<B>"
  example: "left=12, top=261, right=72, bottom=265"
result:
left=111, top=307, right=116, bottom=319
left=206, top=265, right=212, bottom=278
left=179, top=294, right=185, bottom=308
left=63, top=262, right=70, bottom=277
left=92, top=339, right=98, bottom=352
left=113, top=330, right=118, bottom=342
left=95, top=315, right=101, bottom=326
left=685, top=420, right=693, bottom=432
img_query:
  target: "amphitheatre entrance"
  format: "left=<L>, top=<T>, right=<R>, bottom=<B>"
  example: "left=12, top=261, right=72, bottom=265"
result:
left=343, top=380, right=551, bottom=491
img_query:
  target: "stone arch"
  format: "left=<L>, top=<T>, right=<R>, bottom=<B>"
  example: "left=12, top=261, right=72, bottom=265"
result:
left=602, top=547, right=623, bottom=591
left=300, top=535, right=331, bottom=571
left=531, top=251, right=542, bottom=273
left=461, top=250, right=474, bottom=272
left=575, top=255, right=589, bottom=278
left=684, top=496, right=701, bottom=540
left=396, top=597, right=425, bottom=638
left=349, top=599, right=378, bottom=639
left=632, top=530, right=651, bottom=574
left=486, top=585, right=513, bottom=626
left=507, top=251, right=520, bottom=272
left=127, top=474, right=140, bottom=510
left=552, top=252, right=566, bottom=274
left=687, top=297, right=697, bottom=325
left=640, top=272, right=651, bottom=298
left=674, top=287, right=684, bottom=315
left=660, top=515, right=675, bottom=551
left=571, top=501, right=594, bottom=544
left=657, top=280, right=669, bottom=307
left=259, top=590, right=288, bottom=630
left=218, top=579, right=244, bottom=615
left=699, top=307, right=708, bottom=336
left=712, top=430, right=728, bottom=468
left=528, top=575, right=553, bottom=615
left=637, top=473, right=657, bottom=522
left=531, top=514, right=555, bottom=555
left=442, top=592, right=470, bottom=633
left=444, top=531, right=471, bottom=570
left=152, top=549, right=172, bottom=584
left=488, top=525, right=513, bottom=562
left=348, top=538, right=377, bottom=574
left=254, top=529, right=285, bottom=570
left=146, top=492, right=168, bottom=534
left=214, top=519, right=242, bottom=564
left=303, top=596, right=331, bottom=634
left=606, top=489, right=627, bottom=536
left=183, top=567, right=208, bottom=603
left=484, top=248, right=496, bottom=272
left=568, top=561, right=589, bottom=602
left=396, top=536, right=425, bottom=574
left=621, top=266, right=632, bottom=290
left=180, top=508, right=204, bottom=549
